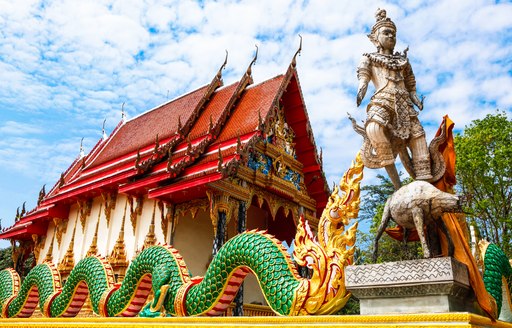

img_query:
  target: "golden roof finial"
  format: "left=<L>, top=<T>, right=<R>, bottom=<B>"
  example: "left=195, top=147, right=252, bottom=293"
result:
left=38, top=184, right=46, bottom=205
left=21, top=202, right=26, bottom=217
left=121, top=102, right=126, bottom=122
left=143, top=200, right=157, bottom=249
left=291, top=34, right=303, bottom=68
left=102, top=118, right=108, bottom=140
left=245, top=45, right=258, bottom=78
left=79, top=137, right=85, bottom=158
left=86, top=203, right=102, bottom=257
left=216, top=50, right=228, bottom=80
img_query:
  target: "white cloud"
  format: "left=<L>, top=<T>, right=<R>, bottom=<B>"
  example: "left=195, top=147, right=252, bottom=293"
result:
left=0, top=0, right=510, bottom=235
left=470, top=3, right=512, bottom=32
left=0, top=121, right=43, bottom=135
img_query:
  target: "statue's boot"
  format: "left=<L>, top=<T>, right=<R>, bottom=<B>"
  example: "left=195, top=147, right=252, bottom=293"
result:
left=366, top=122, right=396, bottom=166
left=410, top=136, right=433, bottom=180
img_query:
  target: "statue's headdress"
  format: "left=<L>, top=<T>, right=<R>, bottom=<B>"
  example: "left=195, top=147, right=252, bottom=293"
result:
left=368, top=9, right=396, bottom=47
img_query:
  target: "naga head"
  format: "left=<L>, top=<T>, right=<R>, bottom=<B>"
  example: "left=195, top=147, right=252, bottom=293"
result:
left=292, top=153, right=363, bottom=315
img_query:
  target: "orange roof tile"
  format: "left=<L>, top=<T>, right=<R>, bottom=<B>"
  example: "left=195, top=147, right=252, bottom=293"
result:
left=188, top=82, right=240, bottom=140
left=215, top=75, right=284, bottom=144
left=91, top=85, right=210, bottom=166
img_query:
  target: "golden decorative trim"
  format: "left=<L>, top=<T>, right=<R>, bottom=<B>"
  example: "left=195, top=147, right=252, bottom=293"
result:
left=149, top=285, right=170, bottom=315
left=236, top=164, right=316, bottom=212
left=266, top=103, right=297, bottom=158
left=174, top=280, right=196, bottom=317
left=209, top=177, right=318, bottom=229
left=42, top=290, right=61, bottom=318
left=206, top=190, right=237, bottom=235
left=207, top=178, right=251, bottom=203
left=31, top=234, right=45, bottom=264
left=292, top=153, right=363, bottom=315
left=80, top=295, right=94, bottom=317
left=98, top=285, right=119, bottom=317
left=52, top=217, right=68, bottom=248
left=77, top=199, right=92, bottom=230
left=101, top=191, right=117, bottom=228
left=174, top=199, right=209, bottom=220
left=258, top=139, right=303, bottom=174
left=0, top=313, right=510, bottom=327
left=128, top=196, right=144, bottom=234
left=289, top=279, right=309, bottom=316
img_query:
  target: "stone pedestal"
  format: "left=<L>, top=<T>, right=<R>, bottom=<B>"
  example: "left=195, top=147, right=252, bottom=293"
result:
left=345, top=257, right=483, bottom=315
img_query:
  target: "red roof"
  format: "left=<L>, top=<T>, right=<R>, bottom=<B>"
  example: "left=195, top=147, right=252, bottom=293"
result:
left=1, top=59, right=329, bottom=240
left=188, top=82, right=240, bottom=140
left=92, top=85, right=210, bottom=167
left=216, top=75, right=284, bottom=143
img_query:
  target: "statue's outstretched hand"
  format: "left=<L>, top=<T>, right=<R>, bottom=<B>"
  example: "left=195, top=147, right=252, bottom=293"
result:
left=410, top=92, right=424, bottom=111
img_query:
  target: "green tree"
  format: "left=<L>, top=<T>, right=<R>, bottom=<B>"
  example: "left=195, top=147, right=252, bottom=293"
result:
left=455, top=111, right=512, bottom=258
left=0, top=246, right=34, bottom=278
left=0, top=247, right=14, bottom=271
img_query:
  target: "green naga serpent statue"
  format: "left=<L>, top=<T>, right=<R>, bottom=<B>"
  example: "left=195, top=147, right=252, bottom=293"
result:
left=0, top=154, right=363, bottom=318
left=1, top=154, right=511, bottom=319
left=478, top=240, right=512, bottom=321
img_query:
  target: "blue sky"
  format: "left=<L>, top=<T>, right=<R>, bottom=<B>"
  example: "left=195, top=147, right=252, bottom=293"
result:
left=0, top=0, right=511, bottom=247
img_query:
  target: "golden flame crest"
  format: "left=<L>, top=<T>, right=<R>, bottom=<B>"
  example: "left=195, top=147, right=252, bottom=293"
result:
left=292, top=152, right=363, bottom=315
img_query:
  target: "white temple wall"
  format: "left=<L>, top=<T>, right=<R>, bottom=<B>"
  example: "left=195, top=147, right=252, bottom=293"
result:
left=38, top=221, right=56, bottom=264
left=103, top=194, right=121, bottom=258
left=71, top=205, right=81, bottom=264
left=173, top=210, right=213, bottom=277
left=131, top=197, right=165, bottom=256
left=79, top=197, right=102, bottom=259
left=39, top=194, right=170, bottom=265
left=113, top=194, right=135, bottom=259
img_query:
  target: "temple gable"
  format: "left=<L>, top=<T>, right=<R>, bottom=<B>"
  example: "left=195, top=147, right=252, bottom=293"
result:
left=0, top=52, right=329, bottom=314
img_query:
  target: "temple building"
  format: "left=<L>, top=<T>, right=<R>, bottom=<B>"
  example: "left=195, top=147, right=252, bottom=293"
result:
left=0, top=50, right=329, bottom=315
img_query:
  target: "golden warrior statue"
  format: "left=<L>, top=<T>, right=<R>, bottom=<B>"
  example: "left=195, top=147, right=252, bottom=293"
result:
left=356, top=9, right=432, bottom=186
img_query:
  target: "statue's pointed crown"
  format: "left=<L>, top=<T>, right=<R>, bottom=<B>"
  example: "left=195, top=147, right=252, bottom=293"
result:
left=368, top=8, right=396, bottom=46
left=371, top=8, right=396, bottom=33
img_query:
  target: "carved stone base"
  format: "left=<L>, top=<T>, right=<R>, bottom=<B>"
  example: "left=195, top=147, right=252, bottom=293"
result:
left=345, top=257, right=484, bottom=315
